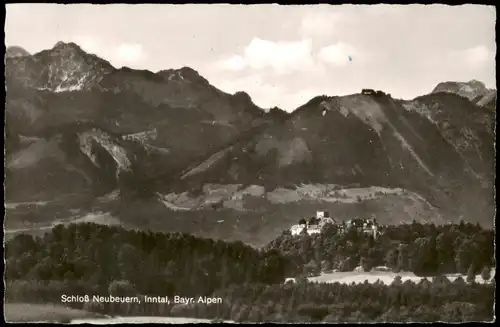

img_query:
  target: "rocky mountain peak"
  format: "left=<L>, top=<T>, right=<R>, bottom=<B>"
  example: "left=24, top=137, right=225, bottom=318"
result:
left=431, top=80, right=496, bottom=110
left=5, top=46, right=31, bottom=58
left=266, top=106, right=289, bottom=120
left=53, top=41, right=82, bottom=51
left=233, top=91, right=252, bottom=102
left=178, top=66, right=202, bottom=78
left=43, top=41, right=112, bottom=68
left=432, top=80, right=491, bottom=99
left=157, top=66, right=209, bottom=86
left=467, top=79, right=486, bottom=89
left=6, top=41, right=114, bottom=92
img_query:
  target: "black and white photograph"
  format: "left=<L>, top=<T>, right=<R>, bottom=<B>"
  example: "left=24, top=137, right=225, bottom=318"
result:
left=3, top=3, right=496, bottom=323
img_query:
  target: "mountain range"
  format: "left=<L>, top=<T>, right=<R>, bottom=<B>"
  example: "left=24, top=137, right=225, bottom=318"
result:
left=4, top=43, right=495, bottom=246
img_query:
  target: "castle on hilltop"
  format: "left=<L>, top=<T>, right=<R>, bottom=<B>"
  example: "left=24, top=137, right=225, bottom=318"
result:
left=361, top=89, right=389, bottom=97
left=289, top=211, right=382, bottom=238
left=345, top=216, right=382, bottom=239
left=290, top=211, right=335, bottom=236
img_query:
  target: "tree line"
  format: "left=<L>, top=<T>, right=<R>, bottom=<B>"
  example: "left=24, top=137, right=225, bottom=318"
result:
left=201, top=277, right=494, bottom=322
left=266, top=220, right=494, bottom=278
left=5, top=223, right=288, bottom=302
left=4, top=221, right=495, bottom=322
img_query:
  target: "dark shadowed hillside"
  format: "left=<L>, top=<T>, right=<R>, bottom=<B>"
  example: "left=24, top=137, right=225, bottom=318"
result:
left=174, top=92, right=494, bottom=227
left=4, top=42, right=495, bottom=246
left=5, top=42, right=277, bottom=202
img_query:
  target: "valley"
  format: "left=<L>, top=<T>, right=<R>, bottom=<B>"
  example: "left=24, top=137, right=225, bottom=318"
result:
left=5, top=183, right=443, bottom=247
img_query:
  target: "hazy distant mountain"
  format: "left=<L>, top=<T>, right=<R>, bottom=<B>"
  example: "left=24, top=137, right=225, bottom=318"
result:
left=4, top=41, right=495, bottom=246
left=5, top=45, right=31, bottom=58
left=432, top=80, right=496, bottom=111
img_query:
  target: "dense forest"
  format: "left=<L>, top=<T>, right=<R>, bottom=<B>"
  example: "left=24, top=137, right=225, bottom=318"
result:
left=267, top=220, right=495, bottom=278
left=206, top=278, right=494, bottom=322
left=4, top=221, right=495, bottom=322
left=5, top=223, right=289, bottom=296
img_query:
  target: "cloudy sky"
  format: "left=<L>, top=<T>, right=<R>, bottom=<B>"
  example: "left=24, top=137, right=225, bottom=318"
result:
left=5, top=4, right=496, bottom=111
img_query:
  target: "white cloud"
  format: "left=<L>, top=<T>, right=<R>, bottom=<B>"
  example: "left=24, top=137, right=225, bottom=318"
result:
left=208, top=72, right=329, bottom=112
left=215, top=37, right=316, bottom=74
left=115, top=43, right=146, bottom=63
left=209, top=37, right=378, bottom=111
left=461, top=45, right=493, bottom=68
left=215, top=54, right=246, bottom=71
left=317, top=42, right=364, bottom=67
left=445, top=45, right=494, bottom=70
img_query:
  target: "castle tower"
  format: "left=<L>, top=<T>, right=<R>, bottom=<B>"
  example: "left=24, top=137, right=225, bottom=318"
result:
left=316, top=211, right=330, bottom=219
